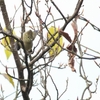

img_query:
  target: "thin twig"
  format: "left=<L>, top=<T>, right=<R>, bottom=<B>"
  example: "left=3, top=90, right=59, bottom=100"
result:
left=49, top=74, right=59, bottom=100
left=58, top=79, right=68, bottom=99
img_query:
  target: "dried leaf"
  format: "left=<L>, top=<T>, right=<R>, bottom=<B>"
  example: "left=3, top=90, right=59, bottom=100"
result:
left=67, top=44, right=77, bottom=72
left=67, top=44, right=77, bottom=53
left=66, top=19, right=78, bottom=72
left=68, top=52, right=76, bottom=72
left=58, top=23, right=78, bottom=72
left=71, top=20, right=78, bottom=35
left=59, top=29, right=72, bottom=43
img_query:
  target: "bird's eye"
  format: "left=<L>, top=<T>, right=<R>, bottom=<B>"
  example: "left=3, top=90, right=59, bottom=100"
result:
left=28, top=36, right=30, bottom=39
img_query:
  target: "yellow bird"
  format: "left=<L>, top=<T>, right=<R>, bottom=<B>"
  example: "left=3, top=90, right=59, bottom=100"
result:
left=47, top=26, right=63, bottom=58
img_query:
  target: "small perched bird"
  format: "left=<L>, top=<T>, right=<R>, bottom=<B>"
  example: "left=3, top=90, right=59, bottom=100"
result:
left=15, top=30, right=37, bottom=53
left=22, top=30, right=37, bottom=52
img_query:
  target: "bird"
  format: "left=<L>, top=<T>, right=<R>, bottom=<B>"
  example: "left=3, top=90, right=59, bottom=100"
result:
left=14, top=30, right=37, bottom=53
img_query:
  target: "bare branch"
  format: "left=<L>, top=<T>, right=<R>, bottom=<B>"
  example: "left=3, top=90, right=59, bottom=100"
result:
left=49, top=74, right=59, bottom=100
left=58, top=79, right=69, bottom=99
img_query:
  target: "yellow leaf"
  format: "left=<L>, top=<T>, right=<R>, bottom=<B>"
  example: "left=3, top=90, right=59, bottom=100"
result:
left=2, top=37, right=10, bottom=48
left=47, top=26, right=63, bottom=57
left=4, top=49, right=12, bottom=59
left=1, top=28, right=16, bottom=59
left=1, top=73, right=15, bottom=87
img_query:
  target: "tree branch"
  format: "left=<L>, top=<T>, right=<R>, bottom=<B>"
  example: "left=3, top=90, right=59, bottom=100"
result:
left=0, top=0, right=29, bottom=100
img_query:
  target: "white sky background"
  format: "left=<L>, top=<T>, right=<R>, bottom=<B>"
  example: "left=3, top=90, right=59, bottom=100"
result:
left=0, top=0, right=100, bottom=100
